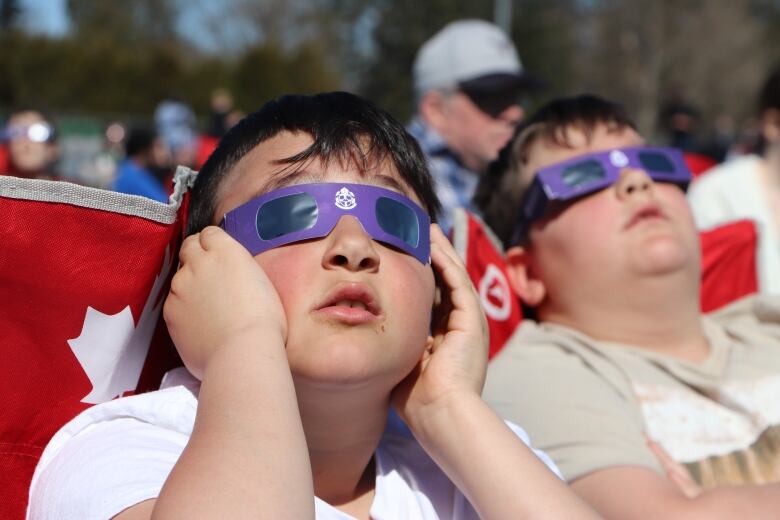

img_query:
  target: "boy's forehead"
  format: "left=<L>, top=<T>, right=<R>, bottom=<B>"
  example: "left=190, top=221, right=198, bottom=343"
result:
left=213, top=131, right=415, bottom=221
left=523, top=125, right=643, bottom=183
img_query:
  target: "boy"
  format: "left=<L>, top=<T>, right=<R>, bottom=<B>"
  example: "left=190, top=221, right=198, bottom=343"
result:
left=28, top=92, right=597, bottom=519
left=477, top=94, right=780, bottom=519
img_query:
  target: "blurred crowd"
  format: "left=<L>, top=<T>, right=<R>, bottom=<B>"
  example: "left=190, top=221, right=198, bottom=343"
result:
left=0, top=88, right=245, bottom=201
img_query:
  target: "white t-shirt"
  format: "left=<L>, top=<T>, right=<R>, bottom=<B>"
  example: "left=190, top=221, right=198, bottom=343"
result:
left=27, top=368, right=559, bottom=520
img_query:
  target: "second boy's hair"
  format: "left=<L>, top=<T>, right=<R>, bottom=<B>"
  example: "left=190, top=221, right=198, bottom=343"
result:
left=474, top=94, right=637, bottom=247
left=188, top=91, right=440, bottom=235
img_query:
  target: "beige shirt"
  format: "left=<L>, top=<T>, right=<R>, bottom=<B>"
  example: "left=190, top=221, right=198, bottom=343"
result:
left=484, top=295, right=780, bottom=488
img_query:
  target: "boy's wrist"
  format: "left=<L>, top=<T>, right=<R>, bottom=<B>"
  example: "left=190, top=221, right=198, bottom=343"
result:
left=201, top=324, right=287, bottom=378
left=405, top=390, right=485, bottom=445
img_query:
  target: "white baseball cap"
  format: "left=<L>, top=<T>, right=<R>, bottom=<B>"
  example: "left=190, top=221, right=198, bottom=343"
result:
left=413, top=19, right=541, bottom=96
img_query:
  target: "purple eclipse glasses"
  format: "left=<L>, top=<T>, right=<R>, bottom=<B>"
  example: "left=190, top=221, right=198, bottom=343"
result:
left=510, top=146, right=692, bottom=244
left=221, top=183, right=431, bottom=264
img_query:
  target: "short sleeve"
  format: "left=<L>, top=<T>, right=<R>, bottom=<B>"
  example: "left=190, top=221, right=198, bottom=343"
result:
left=484, top=339, right=662, bottom=482
left=28, top=416, right=187, bottom=520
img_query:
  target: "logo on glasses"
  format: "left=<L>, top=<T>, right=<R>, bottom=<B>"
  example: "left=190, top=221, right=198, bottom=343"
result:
left=609, top=150, right=629, bottom=168
left=334, top=187, right=357, bottom=210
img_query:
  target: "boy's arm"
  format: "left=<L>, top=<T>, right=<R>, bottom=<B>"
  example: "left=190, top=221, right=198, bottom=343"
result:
left=392, top=226, right=600, bottom=520
left=572, top=466, right=780, bottom=520
left=117, top=227, right=313, bottom=520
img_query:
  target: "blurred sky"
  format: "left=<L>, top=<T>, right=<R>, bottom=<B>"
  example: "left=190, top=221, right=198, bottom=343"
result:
left=19, top=0, right=69, bottom=36
left=17, top=0, right=229, bottom=51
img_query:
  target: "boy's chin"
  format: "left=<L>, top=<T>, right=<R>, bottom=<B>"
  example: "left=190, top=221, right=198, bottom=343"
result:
left=631, top=235, right=695, bottom=277
left=287, top=346, right=422, bottom=393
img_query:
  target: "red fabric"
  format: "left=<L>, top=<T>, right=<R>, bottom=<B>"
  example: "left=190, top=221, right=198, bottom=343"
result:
left=684, top=152, right=718, bottom=178
left=699, top=219, right=759, bottom=312
left=0, top=184, right=185, bottom=519
left=452, top=210, right=523, bottom=359
left=196, top=135, right=220, bottom=169
left=0, top=144, right=9, bottom=174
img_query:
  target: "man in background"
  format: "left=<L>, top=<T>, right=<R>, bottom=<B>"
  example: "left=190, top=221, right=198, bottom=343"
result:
left=407, top=19, right=541, bottom=232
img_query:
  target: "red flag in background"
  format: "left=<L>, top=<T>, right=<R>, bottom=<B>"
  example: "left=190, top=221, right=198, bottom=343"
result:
left=699, top=219, right=759, bottom=312
left=451, top=208, right=523, bottom=360
left=0, top=168, right=195, bottom=519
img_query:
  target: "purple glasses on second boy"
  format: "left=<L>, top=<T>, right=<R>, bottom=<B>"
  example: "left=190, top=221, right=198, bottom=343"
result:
left=511, top=146, right=692, bottom=244
left=221, top=182, right=431, bottom=264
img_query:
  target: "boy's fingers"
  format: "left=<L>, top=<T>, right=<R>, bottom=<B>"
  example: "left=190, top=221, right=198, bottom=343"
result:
left=198, top=226, right=228, bottom=250
left=431, top=241, right=473, bottom=296
left=430, top=234, right=478, bottom=298
left=178, top=233, right=203, bottom=264
left=430, top=225, right=465, bottom=266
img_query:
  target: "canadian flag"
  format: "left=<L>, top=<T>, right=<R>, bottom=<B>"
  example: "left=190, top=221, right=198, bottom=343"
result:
left=0, top=168, right=195, bottom=519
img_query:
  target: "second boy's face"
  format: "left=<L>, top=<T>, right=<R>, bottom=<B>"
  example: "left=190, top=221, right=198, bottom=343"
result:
left=521, top=124, right=700, bottom=299
left=214, top=131, right=436, bottom=390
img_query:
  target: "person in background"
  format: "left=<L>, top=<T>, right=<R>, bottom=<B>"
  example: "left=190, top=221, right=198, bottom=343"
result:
left=207, top=88, right=235, bottom=139
left=407, top=19, right=541, bottom=232
left=112, top=126, right=170, bottom=202
left=688, top=66, right=780, bottom=294
left=1, top=109, right=60, bottom=180
left=155, top=96, right=197, bottom=168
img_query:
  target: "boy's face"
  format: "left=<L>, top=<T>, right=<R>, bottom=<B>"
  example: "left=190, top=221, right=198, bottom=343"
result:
left=520, top=124, right=700, bottom=303
left=214, top=131, right=436, bottom=390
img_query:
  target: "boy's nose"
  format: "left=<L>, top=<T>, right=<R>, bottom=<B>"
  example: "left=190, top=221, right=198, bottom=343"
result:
left=322, top=216, right=380, bottom=272
left=615, top=168, right=655, bottom=200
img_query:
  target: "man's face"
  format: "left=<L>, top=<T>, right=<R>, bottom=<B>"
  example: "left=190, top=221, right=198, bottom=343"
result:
left=214, top=132, right=436, bottom=390
left=520, top=124, right=700, bottom=307
left=435, top=91, right=523, bottom=173
left=6, top=111, right=57, bottom=176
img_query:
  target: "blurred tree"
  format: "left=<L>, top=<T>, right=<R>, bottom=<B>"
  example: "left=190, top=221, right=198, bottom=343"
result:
left=68, top=0, right=179, bottom=47
left=510, top=0, right=579, bottom=103
left=2, top=0, right=779, bottom=143
left=575, top=0, right=772, bottom=138
left=233, top=41, right=340, bottom=110
left=355, top=0, right=490, bottom=121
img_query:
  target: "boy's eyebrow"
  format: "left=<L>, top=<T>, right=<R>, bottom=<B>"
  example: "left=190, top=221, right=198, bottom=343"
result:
left=258, top=168, right=411, bottom=198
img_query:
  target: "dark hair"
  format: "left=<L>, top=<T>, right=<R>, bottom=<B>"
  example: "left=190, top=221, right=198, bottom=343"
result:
left=124, top=127, right=157, bottom=158
left=474, top=94, right=637, bottom=247
left=756, top=66, right=780, bottom=156
left=759, top=66, right=780, bottom=114
left=187, top=91, right=440, bottom=235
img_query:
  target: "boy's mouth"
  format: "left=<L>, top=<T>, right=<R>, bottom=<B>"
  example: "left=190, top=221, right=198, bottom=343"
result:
left=314, top=283, right=382, bottom=324
left=625, top=202, right=667, bottom=229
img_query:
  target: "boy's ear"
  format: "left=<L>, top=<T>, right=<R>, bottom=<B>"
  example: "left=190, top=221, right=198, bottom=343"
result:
left=505, top=245, right=546, bottom=307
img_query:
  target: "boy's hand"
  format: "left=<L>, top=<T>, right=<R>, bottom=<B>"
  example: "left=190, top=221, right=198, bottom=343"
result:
left=392, top=224, right=489, bottom=429
left=163, top=226, right=287, bottom=379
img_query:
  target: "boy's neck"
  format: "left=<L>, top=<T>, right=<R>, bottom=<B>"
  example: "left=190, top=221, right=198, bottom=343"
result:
left=540, top=272, right=710, bottom=363
left=295, top=381, right=391, bottom=510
